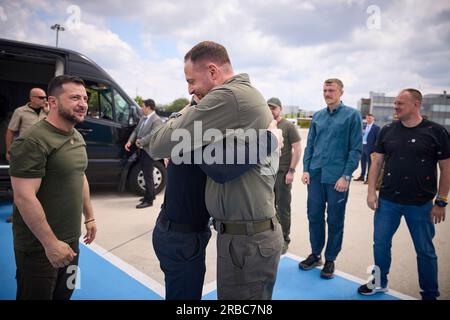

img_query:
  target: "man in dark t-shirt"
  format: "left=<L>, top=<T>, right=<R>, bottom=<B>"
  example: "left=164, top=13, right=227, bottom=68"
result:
left=267, top=97, right=301, bottom=254
left=9, top=75, right=96, bottom=300
left=358, top=89, right=450, bottom=300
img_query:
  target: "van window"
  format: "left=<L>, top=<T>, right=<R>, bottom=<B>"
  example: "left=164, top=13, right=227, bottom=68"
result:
left=86, top=83, right=113, bottom=121
left=114, top=90, right=130, bottom=125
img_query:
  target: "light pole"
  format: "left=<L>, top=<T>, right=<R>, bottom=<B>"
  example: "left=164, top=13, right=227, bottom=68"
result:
left=50, top=24, right=65, bottom=47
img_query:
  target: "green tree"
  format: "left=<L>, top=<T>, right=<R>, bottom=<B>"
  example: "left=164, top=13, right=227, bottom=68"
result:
left=134, top=95, right=144, bottom=107
left=166, top=98, right=190, bottom=112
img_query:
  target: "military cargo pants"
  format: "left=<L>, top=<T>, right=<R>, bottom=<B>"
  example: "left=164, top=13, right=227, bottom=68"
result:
left=274, top=169, right=293, bottom=244
left=216, top=220, right=283, bottom=300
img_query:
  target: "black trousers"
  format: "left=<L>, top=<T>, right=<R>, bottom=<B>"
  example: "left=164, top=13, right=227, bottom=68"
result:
left=14, top=241, right=80, bottom=300
left=152, top=213, right=211, bottom=300
left=140, top=151, right=155, bottom=202
left=360, top=144, right=372, bottom=179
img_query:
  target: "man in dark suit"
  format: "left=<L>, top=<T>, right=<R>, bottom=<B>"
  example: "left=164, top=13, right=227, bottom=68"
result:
left=125, top=99, right=163, bottom=208
left=355, top=113, right=380, bottom=183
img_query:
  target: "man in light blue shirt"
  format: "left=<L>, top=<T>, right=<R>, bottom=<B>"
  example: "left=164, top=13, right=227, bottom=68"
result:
left=300, top=78, right=362, bottom=279
left=355, top=114, right=380, bottom=183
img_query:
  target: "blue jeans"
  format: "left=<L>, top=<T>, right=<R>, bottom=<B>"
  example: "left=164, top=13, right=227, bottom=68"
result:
left=374, top=199, right=439, bottom=299
left=152, top=213, right=211, bottom=300
left=307, top=172, right=349, bottom=261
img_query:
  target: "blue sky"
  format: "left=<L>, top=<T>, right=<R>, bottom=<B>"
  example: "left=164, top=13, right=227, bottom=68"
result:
left=0, top=0, right=449, bottom=110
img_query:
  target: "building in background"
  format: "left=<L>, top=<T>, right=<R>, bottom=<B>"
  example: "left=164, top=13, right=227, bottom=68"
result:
left=358, top=91, right=450, bottom=132
left=423, top=91, right=450, bottom=130
left=357, top=98, right=371, bottom=118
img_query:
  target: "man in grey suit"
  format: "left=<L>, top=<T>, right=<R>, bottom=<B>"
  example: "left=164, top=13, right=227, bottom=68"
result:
left=125, top=99, right=163, bottom=208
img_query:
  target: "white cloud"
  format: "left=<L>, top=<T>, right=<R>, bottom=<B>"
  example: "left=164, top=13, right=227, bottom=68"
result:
left=0, top=0, right=449, bottom=109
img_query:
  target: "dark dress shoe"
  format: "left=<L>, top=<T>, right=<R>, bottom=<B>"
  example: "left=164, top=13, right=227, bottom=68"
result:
left=140, top=197, right=155, bottom=202
left=136, top=201, right=153, bottom=209
left=354, top=176, right=364, bottom=181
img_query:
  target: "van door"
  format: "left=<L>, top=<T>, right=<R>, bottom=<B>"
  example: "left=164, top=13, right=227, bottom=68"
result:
left=76, top=80, right=134, bottom=186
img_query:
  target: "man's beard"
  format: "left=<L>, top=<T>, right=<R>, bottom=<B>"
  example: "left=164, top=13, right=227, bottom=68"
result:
left=58, top=105, right=84, bottom=124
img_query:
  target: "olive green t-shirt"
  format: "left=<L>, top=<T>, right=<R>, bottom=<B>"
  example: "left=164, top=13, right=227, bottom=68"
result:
left=277, top=119, right=301, bottom=171
left=9, top=120, right=87, bottom=252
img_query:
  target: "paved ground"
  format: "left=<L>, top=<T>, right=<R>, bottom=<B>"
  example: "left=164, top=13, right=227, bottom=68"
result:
left=88, top=128, right=450, bottom=300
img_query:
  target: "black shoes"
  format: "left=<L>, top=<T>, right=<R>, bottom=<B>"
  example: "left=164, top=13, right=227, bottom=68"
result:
left=320, top=261, right=335, bottom=279
left=299, top=254, right=323, bottom=270
left=357, top=283, right=388, bottom=295
left=299, top=255, right=336, bottom=280
left=354, top=176, right=364, bottom=181
left=136, top=201, right=153, bottom=209
left=136, top=196, right=155, bottom=209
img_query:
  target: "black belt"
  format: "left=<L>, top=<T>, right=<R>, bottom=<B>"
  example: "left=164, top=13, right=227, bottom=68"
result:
left=159, top=215, right=210, bottom=233
left=213, top=217, right=276, bottom=236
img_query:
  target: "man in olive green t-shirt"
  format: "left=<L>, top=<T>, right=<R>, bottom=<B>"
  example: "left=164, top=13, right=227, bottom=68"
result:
left=9, top=75, right=96, bottom=300
left=268, top=98, right=302, bottom=254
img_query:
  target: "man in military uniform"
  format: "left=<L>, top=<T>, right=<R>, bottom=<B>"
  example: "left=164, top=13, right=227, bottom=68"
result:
left=268, top=97, right=301, bottom=254
left=149, top=41, right=283, bottom=300
left=5, top=88, right=48, bottom=162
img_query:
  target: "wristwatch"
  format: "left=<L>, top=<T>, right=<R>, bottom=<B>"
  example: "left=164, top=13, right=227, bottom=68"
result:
left=288, top=168, right=296, bottom=173
left=342, top=175, right=351, bottom=182
left=435, top=199, right=448, bottom=207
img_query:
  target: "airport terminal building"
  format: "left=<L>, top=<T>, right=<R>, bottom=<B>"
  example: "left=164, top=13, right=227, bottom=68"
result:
left=358, top=91, right=450, bottom=132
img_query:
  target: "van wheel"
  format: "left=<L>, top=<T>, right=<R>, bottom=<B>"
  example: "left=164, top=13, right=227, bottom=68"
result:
left=128, top=161, right=167, bottom=196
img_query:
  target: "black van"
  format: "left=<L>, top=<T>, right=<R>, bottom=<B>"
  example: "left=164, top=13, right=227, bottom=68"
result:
left=0, top=38, right=166, bottom=199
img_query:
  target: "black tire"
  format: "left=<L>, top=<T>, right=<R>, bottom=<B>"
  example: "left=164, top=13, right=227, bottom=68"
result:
left=128, top=160, right=167, bottom=196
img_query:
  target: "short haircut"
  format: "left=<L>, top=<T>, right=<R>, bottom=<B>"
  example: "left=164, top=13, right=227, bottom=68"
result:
left=324, top=78, right=344, bottom=89
left=367, top=113, right=374, bottom=117
left=48, top=75, right=85, bottom=97
left=143, top=98, right=156, bottom=110
left=401, top=88, right=422, bottom=103
left=184, top=41, right=231, bottom=66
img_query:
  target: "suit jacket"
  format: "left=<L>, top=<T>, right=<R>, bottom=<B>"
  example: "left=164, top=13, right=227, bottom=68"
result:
left=129, top=113, right=163, bottom=158
left=364, top=123, right=380, bottom=154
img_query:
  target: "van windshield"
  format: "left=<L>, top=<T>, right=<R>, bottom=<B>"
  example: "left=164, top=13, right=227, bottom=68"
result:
left=85, top=82, right=130, bottom=125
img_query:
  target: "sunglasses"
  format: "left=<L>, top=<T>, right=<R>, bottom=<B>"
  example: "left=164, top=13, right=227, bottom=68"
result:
left=33, top=96, right=47, bottom=100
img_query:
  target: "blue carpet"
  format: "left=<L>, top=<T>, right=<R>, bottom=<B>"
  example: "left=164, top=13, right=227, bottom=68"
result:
left=0, top=201, right=161, bottom=300
left=202, top=256, right=398, bottom=300
left=0, top=202, right=16, bottom=300
left=1, top=202, right=401, bottom=300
